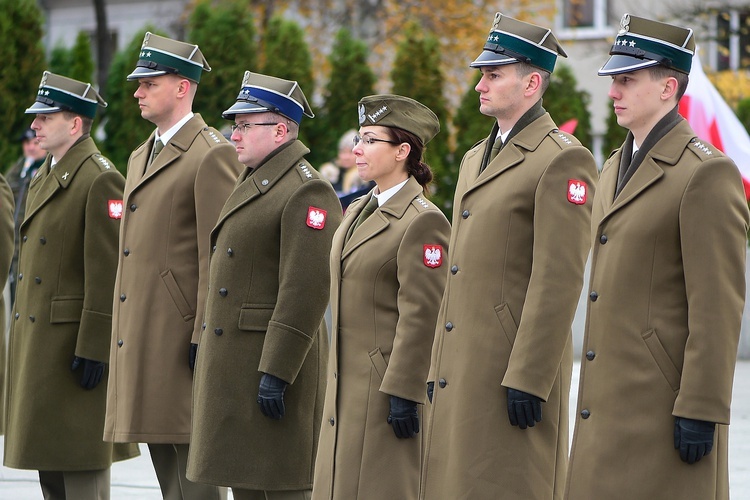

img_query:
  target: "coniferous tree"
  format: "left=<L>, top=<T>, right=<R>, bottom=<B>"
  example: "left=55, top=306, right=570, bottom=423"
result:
left=262, top=16, right=315, bottom=148
left=188, top=0, right=257, bottom=131
left=390, top=22, right=453, bottom=216
left=101, top=27, right=165, bottom=173
left=313, top=28, right=376, bottom=167
left=543, top=63, right=593, bottom=150
left=0, top=0, right=46, bottom=167
left=453, top=71, right=494, bottom=160
left=49, top=43, right=73, bottom=77
left=67, top=31, right=95, bottom=84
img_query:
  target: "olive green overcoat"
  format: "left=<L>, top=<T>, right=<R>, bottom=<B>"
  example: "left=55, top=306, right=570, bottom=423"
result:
left=4, top=137, right=138, bottom=470
left=421, top=113, right=597, bottom=499
left=565, top=120, right=749, bottom=500
left=187, top=140, right=342, bottom=490
left=312, top=176, right=450, bottom=500
left=0, top=174, right=14, bottom=436
left=104, top=114, right=242, bottom=444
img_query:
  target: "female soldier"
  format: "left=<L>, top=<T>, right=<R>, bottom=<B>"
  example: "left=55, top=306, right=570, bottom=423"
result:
left=312, top=95, right=450, bottom=500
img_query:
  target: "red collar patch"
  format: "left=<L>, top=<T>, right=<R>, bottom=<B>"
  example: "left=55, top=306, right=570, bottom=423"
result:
left=307, top=206, right=327, bottom=229
left=108, top=200, right=123, bottom=219
left=567, top=179, right=587, bottom=205
left=424, top=244, right=443, bottom=268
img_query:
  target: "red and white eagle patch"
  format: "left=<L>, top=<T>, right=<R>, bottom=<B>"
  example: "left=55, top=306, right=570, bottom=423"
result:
left=307, top=206, right=327, bottom=229
left=567, top=179, right=587, bottom=205
left=108, top=200, right=123, bottom=219
left=423, top=244, right=443, bottom=268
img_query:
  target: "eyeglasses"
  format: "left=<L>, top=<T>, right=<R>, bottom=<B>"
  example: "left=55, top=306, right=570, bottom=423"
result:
left=353, top=135, right=399, bottom=147
left=230, top=122, right=278, bottom=134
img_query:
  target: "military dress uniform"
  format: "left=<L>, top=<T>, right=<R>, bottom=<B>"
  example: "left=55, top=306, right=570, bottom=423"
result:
left=3, top=72, right=138, bottom=497
left=420, top=14, right=598, bottom=500
left=312, top=96, right=450, bottom=500
left=0, top=173, right=14, bottom=436
left=187, top=72, right=342, bottom=498
left=565, top=15, right=749, bottom=500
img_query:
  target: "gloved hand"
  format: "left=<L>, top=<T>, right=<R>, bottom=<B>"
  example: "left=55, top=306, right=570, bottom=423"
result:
left=507, top=387, right=542, bottom=429
left=427, top=381, right=434, bottom=403
left=387, top=395, right=419, bottom=438
left=71, top=356, right=105, bottom=390
left=674, top=416, right=715, bottom=464
left=257, top=373, right=288, bottom=420
left=189, top=343, right=198, bottom=371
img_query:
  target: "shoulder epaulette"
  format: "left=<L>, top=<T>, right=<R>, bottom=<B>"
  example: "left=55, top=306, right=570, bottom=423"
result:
left=549, top=129, right=577, bottom=148
left=202, top=128, right=224, bottom=145
left=92, top=153, right=114, bottom=171
left=688, top=138, right=720, bottom=161
left=296, top=162, right=315, bottom=181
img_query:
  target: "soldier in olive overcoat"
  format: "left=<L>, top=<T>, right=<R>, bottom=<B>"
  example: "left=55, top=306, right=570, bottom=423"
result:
left=312, top=95, right=450, bottom=500
left=4, top=71, right=138, bottom=499
left=421, top=14, right=598, bottom=499
left=103, top=33, right=242, bottom=500
left=565, top=15, right=749, bottom=500
left=0, top=173, right=14, bottom=436
left=186, top=72, right=341, bottom=500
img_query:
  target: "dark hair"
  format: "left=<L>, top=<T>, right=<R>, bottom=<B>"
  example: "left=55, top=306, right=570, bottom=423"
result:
left=384, top=127, right=433, bottom=191
left=648, top=65, right=690, bottom=101
left=516, top=62, right=551, bottom=94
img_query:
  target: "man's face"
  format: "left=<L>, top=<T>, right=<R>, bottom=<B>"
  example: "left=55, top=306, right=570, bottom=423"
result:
left=230, top=114, right=281, bottom=169
left=22, top=135, right=45, bottom=160
left=133, top=75, right=181, bottom=126
left=475, top=65, right=526, bottom=122
left=30, top=112, right=74, bottom=156
left=608, top=70, right=669, bottom=135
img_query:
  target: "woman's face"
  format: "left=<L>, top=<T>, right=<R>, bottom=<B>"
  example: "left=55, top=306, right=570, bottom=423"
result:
left=352, top=125, right=408, bottom=191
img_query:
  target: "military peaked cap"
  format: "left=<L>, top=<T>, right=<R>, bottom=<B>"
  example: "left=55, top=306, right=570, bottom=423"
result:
left=127, top=32, right=210, bottom=83
left=25, top=71, right=106, bottom=118
left=222, top=71, right=314, bottom=124
left=599, top=14, right=695, bottom=75
left=471, top=12, right=567, bottom=72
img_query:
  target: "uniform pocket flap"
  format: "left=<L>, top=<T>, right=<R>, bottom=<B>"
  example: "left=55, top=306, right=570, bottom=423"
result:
left=238, top=305, right=275, bottom=332
left=368, top=347, right=388, bottom=381
left=50, top=297, right=84, bottom=323
left=642, top=329, right=681, bottom=393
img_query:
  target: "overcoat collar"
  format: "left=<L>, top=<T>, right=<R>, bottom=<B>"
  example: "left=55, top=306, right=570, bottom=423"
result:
left=598, top=118, right=695, bottom=223
left=24, top=135, right=99, bottom=226
left=212, top=140, right=310, bottom=234
left=340, top=176, right=424, bottom=259
left=465, top=111, right=558, bottom=194
left=129, top=114, right=212, bottom=190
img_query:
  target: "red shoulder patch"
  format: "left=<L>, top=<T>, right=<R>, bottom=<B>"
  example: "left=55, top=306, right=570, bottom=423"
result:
left=307, top=206, right=327, bottom=229
left=567, top=179, right=587, bottom=205
left=423, top=244, right=443, bottom=268
left=108, top=200, right=123, bottom=219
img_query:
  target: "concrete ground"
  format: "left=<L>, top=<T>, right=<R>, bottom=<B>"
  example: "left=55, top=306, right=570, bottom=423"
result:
left=1, top=361, right=749, bottom=498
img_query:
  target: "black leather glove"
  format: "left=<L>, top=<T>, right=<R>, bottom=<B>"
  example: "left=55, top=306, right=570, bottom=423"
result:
left=507, top=387, right=542, bottom=429
left=674, top=416, right=715, bottom=464
left=387, top=395, right=419, bottom=438
left=189, top=343, right=198, bottom=371
left=427, top=381, right=434, bottom=403
left=257, top=373, right=288, bottom=420
left=71, top=356, right=105, bottom=390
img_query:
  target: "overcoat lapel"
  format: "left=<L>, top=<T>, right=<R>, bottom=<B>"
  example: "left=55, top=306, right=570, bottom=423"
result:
left=341, top=176, right=423, bottom=259
left=465, top=114, right=556, bottom=195
left=212, top=140, right=309, bottom=235
left=600, top=120, right=696, bottom=224
left=24, top=138, right=92, bottom=226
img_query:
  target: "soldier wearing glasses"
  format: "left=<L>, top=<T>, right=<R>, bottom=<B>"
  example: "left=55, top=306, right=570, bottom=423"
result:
left=187, top=71, right=341, bottom=500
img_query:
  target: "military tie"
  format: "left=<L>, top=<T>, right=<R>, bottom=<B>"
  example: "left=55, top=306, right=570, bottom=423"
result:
left=346, top=195, right=379, bottom=242
left=489, top=137, right=503, bottom=161
left=148, top=139, right=164, bottom=168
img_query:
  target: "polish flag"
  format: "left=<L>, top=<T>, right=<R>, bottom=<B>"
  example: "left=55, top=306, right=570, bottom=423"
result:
left=679, top=50, right=750, bottom=198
